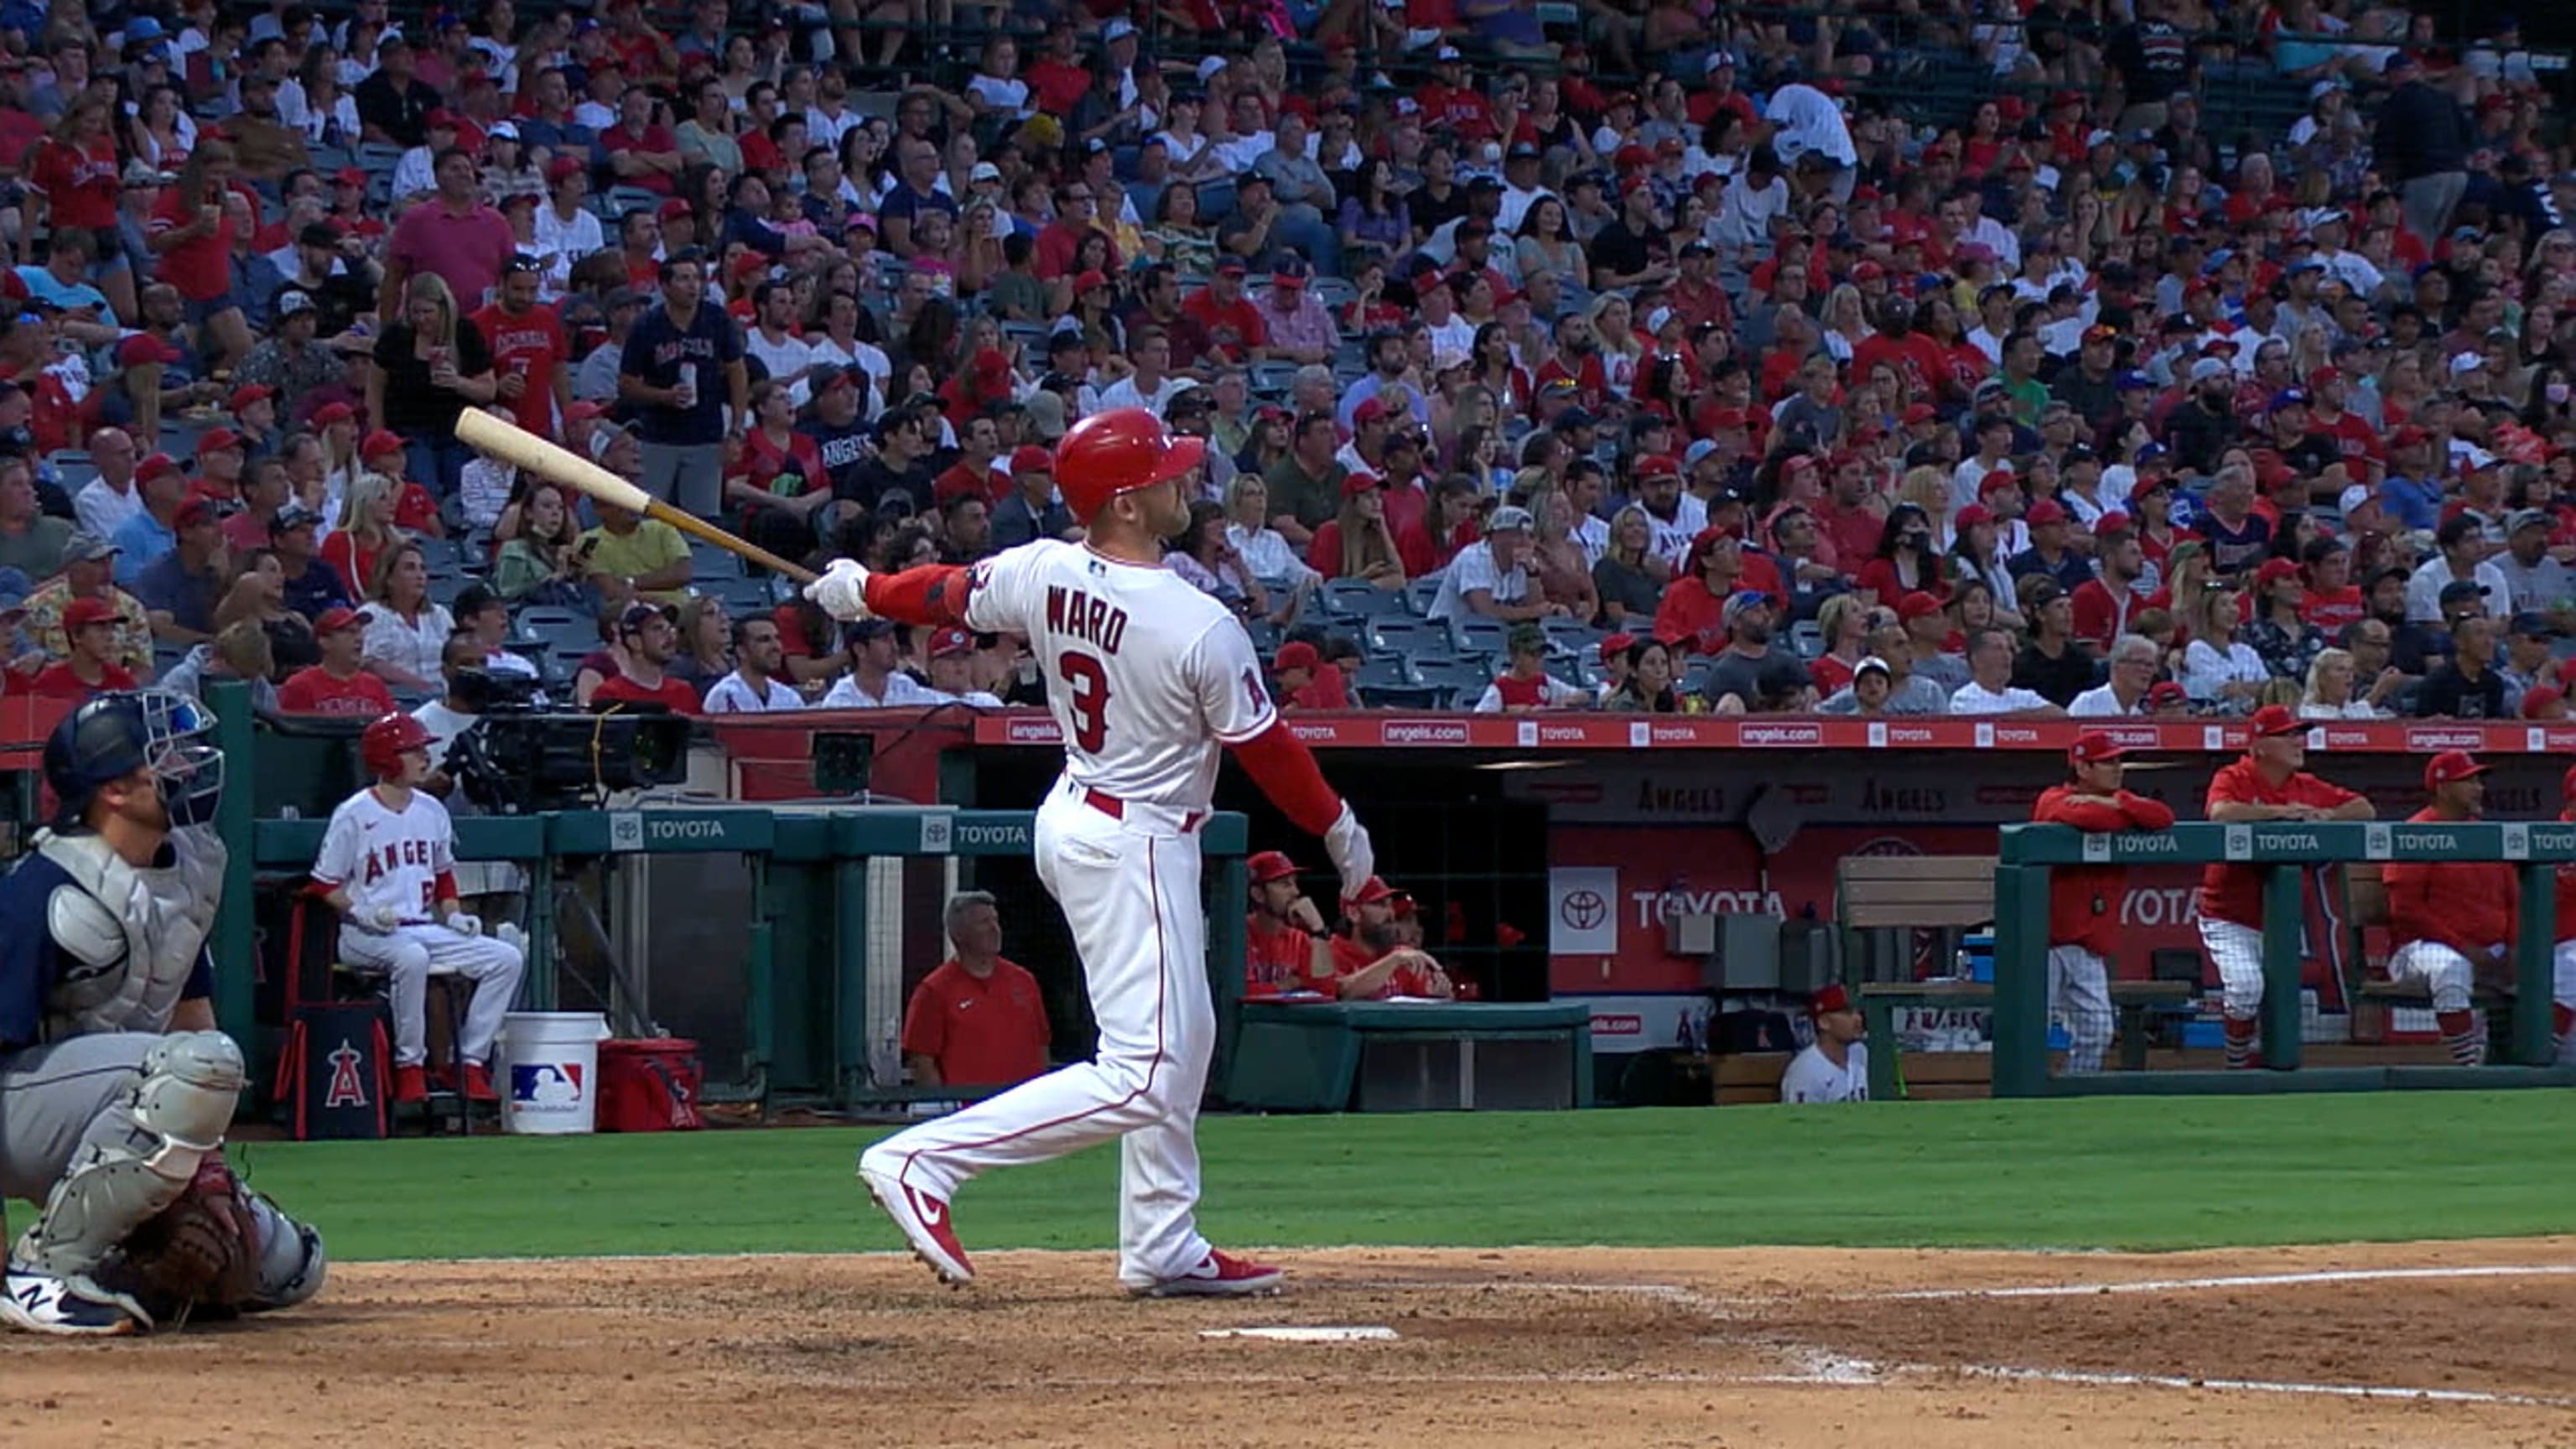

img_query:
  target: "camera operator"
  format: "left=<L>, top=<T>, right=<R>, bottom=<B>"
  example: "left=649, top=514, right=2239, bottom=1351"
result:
left=413, top=632, right=530, bottom=925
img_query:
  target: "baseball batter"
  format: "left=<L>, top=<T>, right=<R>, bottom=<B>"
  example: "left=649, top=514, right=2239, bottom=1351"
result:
left=0, top=691, right=326, bottom=1335
left=2381, top=751, right=2509, bottom=1067
left=2032, top=732, right=2177, bottom=1074
left=806, top=407, right=1375, bottom=1297
left=309, top=714, right=527, bottom=1105
left=2196, top=704, right=2371, bottom=1068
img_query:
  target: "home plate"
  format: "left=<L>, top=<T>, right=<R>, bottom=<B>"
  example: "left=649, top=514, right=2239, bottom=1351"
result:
left=1199, top=1326, right=1400, bottom=1343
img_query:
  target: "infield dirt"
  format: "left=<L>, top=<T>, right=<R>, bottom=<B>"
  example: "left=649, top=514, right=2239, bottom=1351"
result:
left=6, top=1238, right=2571, bottom=1447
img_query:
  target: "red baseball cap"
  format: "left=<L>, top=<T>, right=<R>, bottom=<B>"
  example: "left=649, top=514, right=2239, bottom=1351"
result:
left=1247, top=849, right=1301, bottom=885
left=657, top=198, right=693, bottom=222
left=2254, top=557, right=2303, bottom=588
left=227, top=384, right=274, bottom=412
left=2521, top=685, right=2564, bottom=719
left=1901, top=402, right=1937, bottom=425
left=310, top=401, right=356, bottom=428
left=174, top=497, right=218, bottom=528
left=1273, top=641, right=1320, bottom=673
left=62, top=596, right=118, bottom=631
left=2248, top=703, right=2303, bottom=738
left=1896, top=590, right=1945, bottom=622
left=1344, top=875, right=1400, bottom=906
left=2424, top=750, right=2488, bottom=790
left=2025, top=498, right=2069, bottom=526
left=362, top=428, right=406, bottom=459
left=1599, top=631, right=1634, bottom=660
left=1633, top=453, right=1681, bottom=480
left=314, top=606, right=364, bottom=635
left=548, top=156, right=586, bottom=184
left=927, top=626, right=974, bottom=659
left=1810, top=983, right=1853, bottom=1016
left=2147, top=681, right=2189, bottom=709
left=195, top=427, right=243, bottom=456
left=2069, top=730, right=2128, bottom=766
left=2094, top=511, right=2133, bottom=537
left=135, top=452, right=182, bottom=484
left=1954, top=503, right=1993, bottom=529
left=1010, top=445, right=1053, bottom=474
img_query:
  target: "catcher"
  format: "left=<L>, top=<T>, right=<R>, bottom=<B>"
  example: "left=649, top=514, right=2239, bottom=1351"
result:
left=0, top=691, right=327, bottom=1335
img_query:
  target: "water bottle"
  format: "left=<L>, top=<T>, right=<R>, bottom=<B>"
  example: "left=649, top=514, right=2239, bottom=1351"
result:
left=677, top=362, right=699, bottom=409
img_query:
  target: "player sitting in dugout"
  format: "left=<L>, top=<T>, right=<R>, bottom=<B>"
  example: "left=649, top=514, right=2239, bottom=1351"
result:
left=1328, top=876, right=1455, bottom=1000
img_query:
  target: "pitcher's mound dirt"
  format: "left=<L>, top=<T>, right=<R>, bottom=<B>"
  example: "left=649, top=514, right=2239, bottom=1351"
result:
left=5, top=1239, right=2570, bottom=1447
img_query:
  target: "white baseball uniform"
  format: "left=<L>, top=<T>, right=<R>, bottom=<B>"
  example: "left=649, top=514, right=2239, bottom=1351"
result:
left=1779, top=1041, right=1868, bottom=1103
left=862, top=540, right=1272, bottom=1290
left=311, top=786, right=526, bottom=1068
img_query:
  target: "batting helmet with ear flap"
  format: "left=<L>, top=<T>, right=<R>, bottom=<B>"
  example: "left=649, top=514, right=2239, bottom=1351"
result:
left=1052, top=406, right=1207, bottom=519
left=361, top=712, right=436, bottom=779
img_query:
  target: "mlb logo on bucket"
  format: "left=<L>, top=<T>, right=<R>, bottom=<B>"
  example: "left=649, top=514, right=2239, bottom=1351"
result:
left=511, top=1062, right=587, bottom=1110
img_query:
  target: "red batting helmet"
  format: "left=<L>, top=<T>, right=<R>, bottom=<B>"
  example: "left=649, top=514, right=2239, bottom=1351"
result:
left=1052, top=407, right=1207, bottom=520
left=361, top=713, right=436, bottom=778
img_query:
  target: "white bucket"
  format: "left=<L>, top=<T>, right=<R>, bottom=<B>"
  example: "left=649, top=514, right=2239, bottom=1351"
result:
left=496, top=1012, right=612, bottom=1135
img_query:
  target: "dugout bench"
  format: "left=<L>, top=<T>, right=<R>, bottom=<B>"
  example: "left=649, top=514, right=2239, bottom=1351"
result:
left=1836, top=855, right=2191, bottom=1102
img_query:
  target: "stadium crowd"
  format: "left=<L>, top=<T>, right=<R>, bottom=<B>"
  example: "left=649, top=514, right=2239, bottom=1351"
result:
left=0, top=0, right=2568, bottom=721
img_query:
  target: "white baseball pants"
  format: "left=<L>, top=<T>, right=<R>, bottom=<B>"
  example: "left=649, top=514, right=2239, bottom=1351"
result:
left=865, top=777, right=1216, bottom=1289
left=2557, top=942, right=2576, bottom=1065
left=2047, top=944, right=2114, bottom=1075
left=2382, top=940, right=2475, bottom=1014
left=2199, top=918, right=2266, bottom=1020
left=337, top=923, right=527, bottom=1067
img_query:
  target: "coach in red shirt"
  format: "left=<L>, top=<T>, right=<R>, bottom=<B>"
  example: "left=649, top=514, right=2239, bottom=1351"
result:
left=901, top=891, right=1051, bottom=1088
left=2031, top=733, right=2177, bottom=1073
left=2196, top=704, right=2372, bottom=1067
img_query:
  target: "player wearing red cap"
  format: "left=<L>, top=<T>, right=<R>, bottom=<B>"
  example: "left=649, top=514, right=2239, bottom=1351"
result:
left=1244, top=850, right=1332, bottom=999
left=308, top=715, right=527, bottom=1104
left=2032, top=733, right=2178, bottom=1073
left=1780, top=984, right=1868, bottom=1104
left=807, top=408, right=1376, bottom=1298
left=2383, top=752, right=2513, bottom=1067
left=2198, top=704, right=2372, bottom=1068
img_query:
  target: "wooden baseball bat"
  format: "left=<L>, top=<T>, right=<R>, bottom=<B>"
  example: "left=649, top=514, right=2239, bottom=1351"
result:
left=454, top=409, right=819, bottom=584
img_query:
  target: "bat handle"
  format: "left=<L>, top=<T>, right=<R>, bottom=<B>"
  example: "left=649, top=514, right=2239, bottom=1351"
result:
left=643, top=500, right=820, bottom=584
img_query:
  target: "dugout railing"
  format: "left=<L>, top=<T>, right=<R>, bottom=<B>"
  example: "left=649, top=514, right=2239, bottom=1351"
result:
left=1992, top=822, right=2576, bottom=1098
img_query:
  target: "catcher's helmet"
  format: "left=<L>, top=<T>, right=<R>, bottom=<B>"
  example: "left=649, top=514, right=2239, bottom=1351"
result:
left=1052, top=406, right=1207, bottom=519
left=361, top=713, right=436, bottom=779
left=44, top=689, right=226, bottom=828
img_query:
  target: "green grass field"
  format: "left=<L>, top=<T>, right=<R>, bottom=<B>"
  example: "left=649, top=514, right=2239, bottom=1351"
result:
left=193, top=1092, right=2576, bottom=1263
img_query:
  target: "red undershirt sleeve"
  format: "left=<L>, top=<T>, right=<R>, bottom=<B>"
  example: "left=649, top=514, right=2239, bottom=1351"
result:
left=1226, top=719, right=1346, bottom=839
left=860, top=564, right=974, bottom=627
left=434, top=870, right=459, bottom=902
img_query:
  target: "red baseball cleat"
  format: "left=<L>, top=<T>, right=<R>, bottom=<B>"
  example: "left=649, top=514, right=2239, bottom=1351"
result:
left=859, top=1156, right=974, bottom=1285
left=459, top=1062, right=499, bottom=1103
left=393, top=1065, right=429, bottom=1104
left=1136, top=1250, right=1285, bottom=1299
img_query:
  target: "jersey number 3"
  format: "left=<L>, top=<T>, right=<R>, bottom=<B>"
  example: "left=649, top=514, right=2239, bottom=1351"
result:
left=1057, top=650, right=1111, bottom=751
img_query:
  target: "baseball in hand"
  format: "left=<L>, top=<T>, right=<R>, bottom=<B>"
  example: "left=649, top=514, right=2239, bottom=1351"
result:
left=447, top=913, right=483, bottom=937
left=360, top=904, right=399, bottom=932
left=804, top=557, right=874, bottom=621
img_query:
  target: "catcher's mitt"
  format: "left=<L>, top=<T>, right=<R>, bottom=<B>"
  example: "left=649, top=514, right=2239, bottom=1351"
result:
left=104, top=1156, right=262, bottom=1324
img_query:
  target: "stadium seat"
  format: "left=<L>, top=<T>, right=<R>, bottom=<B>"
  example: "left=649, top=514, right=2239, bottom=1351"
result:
left=1321, top=578, right=1404, bottom=619
left=1242, top=616, right=1280, bottom=656
left=690, top=542, right=746, bottom=579
left=1407, top=657, right=1492, bottom=707
left=1449, top=617, right=1507, bottom=658
left=1790, top=621, right=1825, bottom=661
left=1359, top=682, right=1446, bottom=709
left=1363, top=616, right=1435, bottom=656
left=1678, top=657, right=1715, bottom=697
left=1352, top=657, right=1410, bottom=695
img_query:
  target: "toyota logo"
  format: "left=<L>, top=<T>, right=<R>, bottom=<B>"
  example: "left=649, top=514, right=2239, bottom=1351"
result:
left=1560, top=889, right=1607, bottom=931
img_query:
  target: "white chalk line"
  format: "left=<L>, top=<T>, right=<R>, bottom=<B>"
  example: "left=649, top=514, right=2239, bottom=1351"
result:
left=1874, top=1263, right=2576, bottom=1300
left=1950, top=1364, right=2576, bottom=1409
